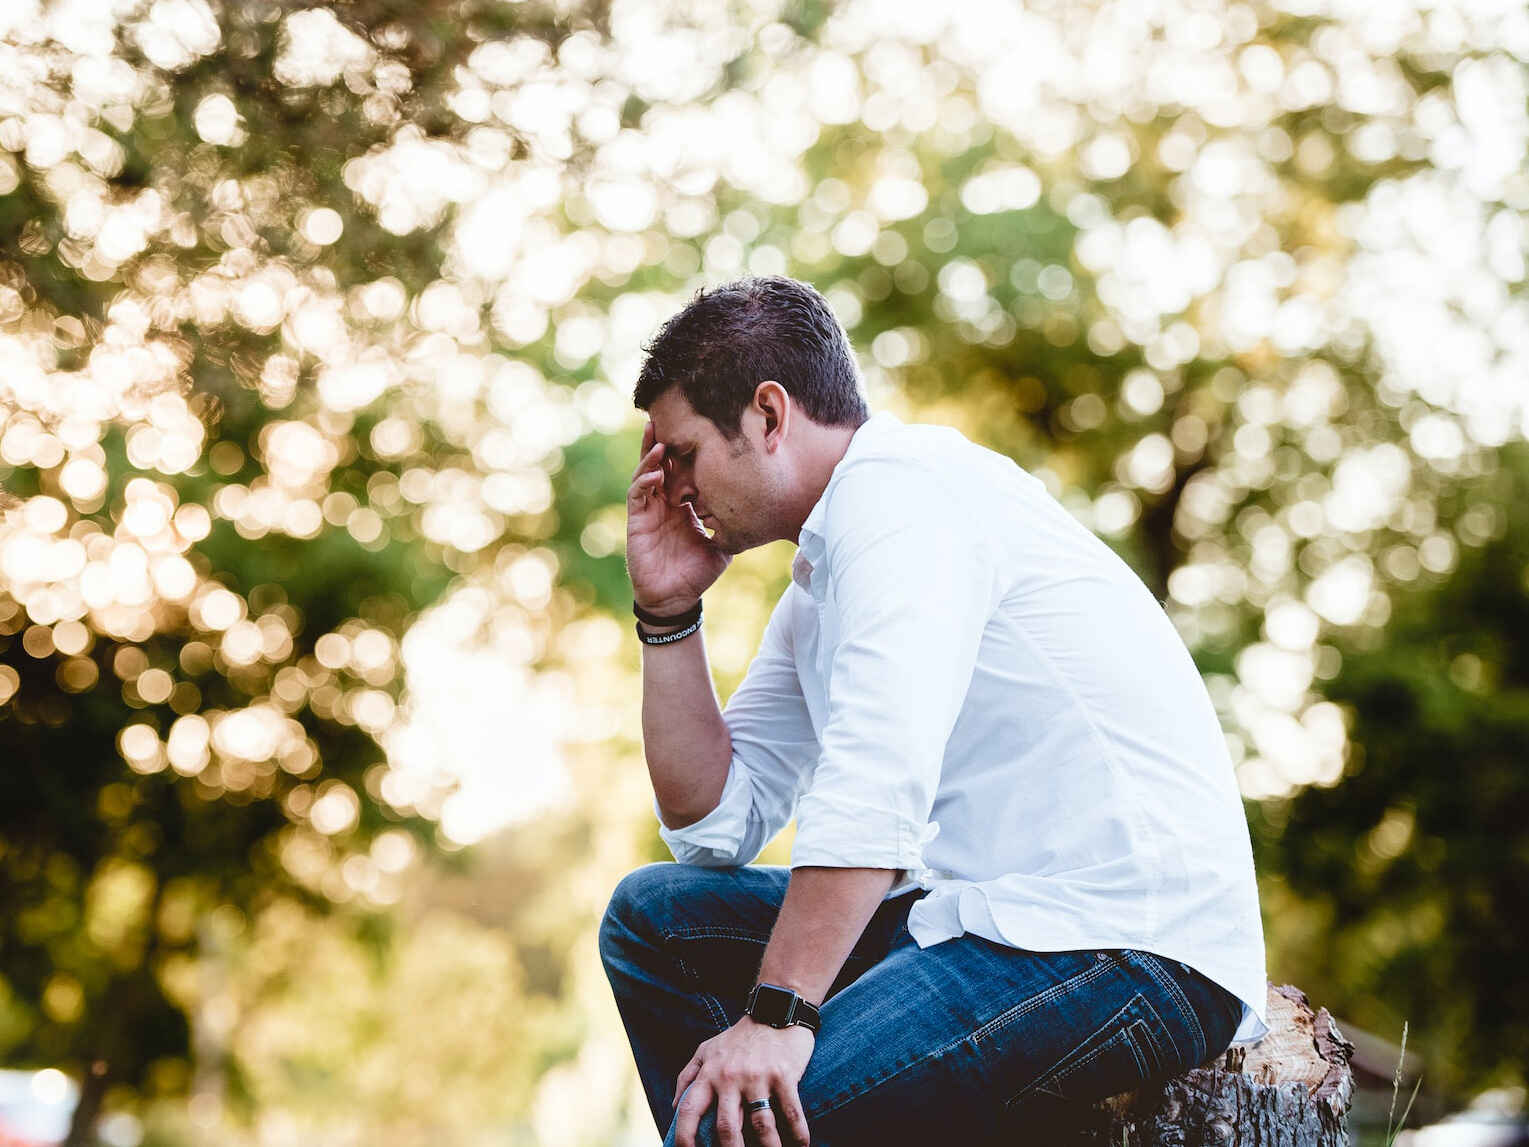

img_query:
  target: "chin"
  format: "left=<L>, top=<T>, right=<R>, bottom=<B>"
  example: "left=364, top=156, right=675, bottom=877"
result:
left=709, top=529, right=751, bottom=556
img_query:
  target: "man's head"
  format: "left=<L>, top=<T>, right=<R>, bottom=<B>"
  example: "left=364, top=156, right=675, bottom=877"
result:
left=633, top=277, right=869, bottom=554
left=633, top=276, right=868, bottom=438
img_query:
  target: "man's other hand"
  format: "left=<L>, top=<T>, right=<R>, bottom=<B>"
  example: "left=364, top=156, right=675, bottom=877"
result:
left=672, top=1017, right=814, bottom=1147
left=627, top=420, right=730, bottom=617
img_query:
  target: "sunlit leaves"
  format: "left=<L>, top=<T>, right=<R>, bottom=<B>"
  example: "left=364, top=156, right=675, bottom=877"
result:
left=1, top=0, right=1527, bottom=1133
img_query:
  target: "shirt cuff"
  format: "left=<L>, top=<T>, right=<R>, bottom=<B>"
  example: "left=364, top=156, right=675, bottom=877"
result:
left=655, top=760, right=755, bottom=866
left=790, top=792, right=940, bottom=872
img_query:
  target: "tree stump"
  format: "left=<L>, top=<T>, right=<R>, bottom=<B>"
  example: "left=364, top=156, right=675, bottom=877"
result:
left=1014, top=984, right=1356, bottom=1146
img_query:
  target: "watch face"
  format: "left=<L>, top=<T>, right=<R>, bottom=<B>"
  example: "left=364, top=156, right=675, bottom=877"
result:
left=749, top=983, right=796, bottom=1027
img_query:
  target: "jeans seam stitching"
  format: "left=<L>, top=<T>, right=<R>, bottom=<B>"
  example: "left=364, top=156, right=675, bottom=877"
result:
left=1043, top=1026, right=1141, bottom=1096
left=966, top=956, right=1114, bottom=1048
left=669, top=949, right=729, bottom=1031
left=809, top=961, right=1115, bottom=1122
left=667, top=925, right=772, bottom=939
left=660, top=931, right=737, bottom=1031
left=1128, top=994, right=1171, bottom=1075
left=1137, top=954, right=1205, bottom=1062
left=1005, top=995, right=1168, bottom=1109
left=806, top=1052, right=924, bottom=1122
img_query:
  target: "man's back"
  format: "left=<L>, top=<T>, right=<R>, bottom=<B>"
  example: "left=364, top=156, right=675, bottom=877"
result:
left=666, top=413, right=1269, bottom=1044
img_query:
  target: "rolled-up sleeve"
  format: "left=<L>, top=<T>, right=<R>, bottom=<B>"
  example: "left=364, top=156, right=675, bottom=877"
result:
left=656, top=586, right=819, bottom=867
left=791, top=459, right=994, bottom=872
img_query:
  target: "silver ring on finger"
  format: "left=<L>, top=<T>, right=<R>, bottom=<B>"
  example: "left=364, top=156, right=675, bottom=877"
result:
left=744, top=1098, right=772, bottom=1113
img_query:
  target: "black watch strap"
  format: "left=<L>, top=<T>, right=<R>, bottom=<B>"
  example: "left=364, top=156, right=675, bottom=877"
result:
left=745, top=982, right=821, bottom=1034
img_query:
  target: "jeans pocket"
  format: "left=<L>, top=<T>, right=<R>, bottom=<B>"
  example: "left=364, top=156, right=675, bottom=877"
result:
left=1000, top=993, right=1170, bottom=1111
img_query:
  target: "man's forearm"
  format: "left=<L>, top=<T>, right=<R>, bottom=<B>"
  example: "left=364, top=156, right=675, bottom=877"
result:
left=641, top=626, right=732, bottom=827
left=754, top=866, right=898, bottom=1006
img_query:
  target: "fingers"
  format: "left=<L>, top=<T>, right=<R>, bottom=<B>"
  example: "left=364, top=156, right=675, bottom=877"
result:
left=713, top=1087, right=744, bottom=1147
left=627, top=467, right=663, bottom=508
left=673, top=1058, right=702, bottom=1111
left=632, top=423, right=663, bottom=481
left=777, top=1082, right=811, bottom=1146
left=747, top=1097, right=784, bottom=1147
left=675, top=1082, right=807, bottom=1147
left=745, top=1080, right=808, bottom=1147
left=673, top=1079, right=710, bottom=1147
left=631, top=442, right=664, bottom=483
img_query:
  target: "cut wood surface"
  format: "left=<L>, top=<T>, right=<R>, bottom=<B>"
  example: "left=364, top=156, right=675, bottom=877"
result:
left=1003, top=984, right=1356, bottom=1146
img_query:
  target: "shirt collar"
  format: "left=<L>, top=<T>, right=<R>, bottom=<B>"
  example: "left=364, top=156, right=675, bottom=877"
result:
left=793, top=411, right=901, bottom=591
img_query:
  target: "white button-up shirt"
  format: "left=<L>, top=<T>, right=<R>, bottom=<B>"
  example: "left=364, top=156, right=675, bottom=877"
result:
left=657, top=412, right=1269, bottom=1044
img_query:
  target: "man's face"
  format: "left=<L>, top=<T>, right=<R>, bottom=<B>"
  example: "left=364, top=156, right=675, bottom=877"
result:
left=647, top=388, right=778, bottom=555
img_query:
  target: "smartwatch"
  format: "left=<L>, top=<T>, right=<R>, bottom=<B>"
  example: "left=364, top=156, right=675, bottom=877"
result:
left=745, top=982, right=821, bottom=1034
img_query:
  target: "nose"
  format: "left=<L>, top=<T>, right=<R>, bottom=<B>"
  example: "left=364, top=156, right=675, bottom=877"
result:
left=664, top=457, right=697, bottom=509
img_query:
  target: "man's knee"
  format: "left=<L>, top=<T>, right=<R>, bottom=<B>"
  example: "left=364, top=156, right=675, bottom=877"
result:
left=598, top=862, right=706, bottom=967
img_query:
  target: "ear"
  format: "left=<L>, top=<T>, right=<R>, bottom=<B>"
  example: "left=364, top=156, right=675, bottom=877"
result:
left=752, top=381, right=790, bottom=452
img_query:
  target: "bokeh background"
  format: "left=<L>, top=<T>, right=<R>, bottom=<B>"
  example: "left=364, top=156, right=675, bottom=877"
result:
left=1, top=0, right=1526, bottom=1144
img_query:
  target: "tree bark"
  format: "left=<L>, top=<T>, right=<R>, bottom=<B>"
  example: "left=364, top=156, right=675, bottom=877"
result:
left=1104, top=983, right=1354, bottom=1146
left=1020, top=984, right=1356, bottom=1146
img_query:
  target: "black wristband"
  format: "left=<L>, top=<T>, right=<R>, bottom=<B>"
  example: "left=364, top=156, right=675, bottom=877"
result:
left=635, top=617, right=702, bottom=646
left=633, top=599, right=702, bottom=628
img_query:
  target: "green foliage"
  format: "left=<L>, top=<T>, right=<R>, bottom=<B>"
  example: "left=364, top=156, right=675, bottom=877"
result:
left=1263, top=445, right=1529, bottom=1097
left=0, top=0, right=1526, bottom=1141
left=0, top=1, right=613, bottom=1137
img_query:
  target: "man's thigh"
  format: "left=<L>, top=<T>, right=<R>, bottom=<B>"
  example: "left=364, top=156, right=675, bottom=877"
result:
left=605, top=863, right=793, bottom=962
left=798, top=937, right=1225, bottom=1144
left=604, top=863, right=920, bottom=1012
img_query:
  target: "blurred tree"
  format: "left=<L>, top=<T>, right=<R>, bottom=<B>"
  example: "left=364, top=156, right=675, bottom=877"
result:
left=0, top=2, right=623, bottom=1142
left=2, top=0, right=1527, bottom=1142
left=1257, top=443, right=1529, bottom=1098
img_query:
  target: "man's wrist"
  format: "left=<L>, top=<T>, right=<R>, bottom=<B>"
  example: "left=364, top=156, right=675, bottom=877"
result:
left=739, top=1014, right=816, bottom=1040
left=632, top=597, right=701, bottom=624
left=745, top=982, right=822, bottom=1033
left=633, top=598, right=703, bottom=645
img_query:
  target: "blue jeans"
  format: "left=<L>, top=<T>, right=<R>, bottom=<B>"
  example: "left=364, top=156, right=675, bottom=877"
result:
left=598, top=864, right=1243, bottom=1146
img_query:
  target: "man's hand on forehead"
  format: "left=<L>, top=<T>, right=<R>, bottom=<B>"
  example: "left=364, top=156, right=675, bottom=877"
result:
left=625, top=418, right=729, bottom=615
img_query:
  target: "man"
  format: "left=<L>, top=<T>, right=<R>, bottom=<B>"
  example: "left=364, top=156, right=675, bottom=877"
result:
left=599, top=277, right=1267, bottom=1147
